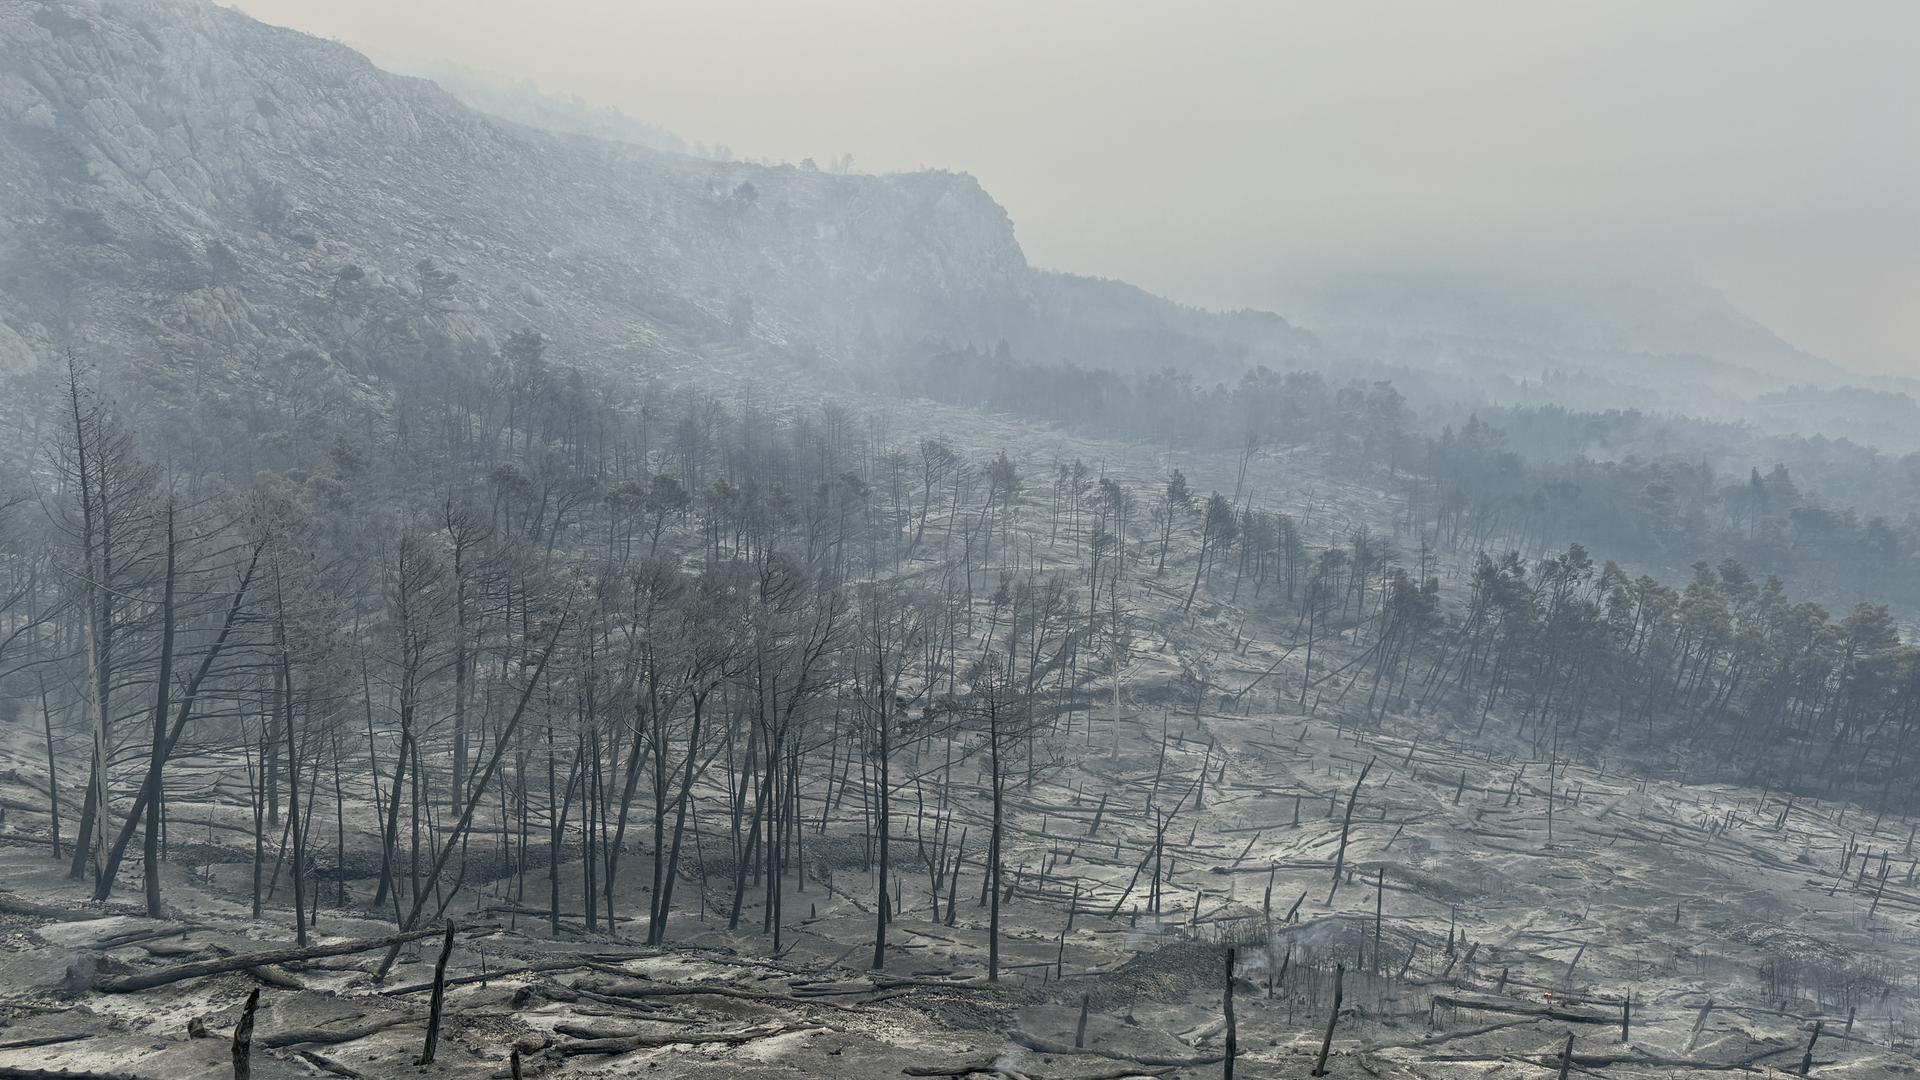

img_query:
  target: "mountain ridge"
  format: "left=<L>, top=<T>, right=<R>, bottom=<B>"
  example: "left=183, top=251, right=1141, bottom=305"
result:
left=1268, top=266, right=1854, bottom=393
left=0, top=0, right=1316, bottom=401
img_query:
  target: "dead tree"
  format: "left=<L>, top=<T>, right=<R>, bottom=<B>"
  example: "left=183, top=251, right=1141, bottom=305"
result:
left=142, top=503, right=178, bottom=916
left=374, top=533, right=448, bottom=911
left=231, top=988, right=259, bottom=1080
left=57, top=361, right=159, bottom=883
left=1223, top=947, right=1237, bottom=1080
left=1312, top=962, right=1345, bottom=1076
left=274, top=567, right=308, bottom=946
left=1327, top=758, right=1375, bottom=903
left=856, top=582, right=929, bottom=969
left=375, top=604, right=569, bottom=981
left=94, top=537, right=262, bottom=905
left=417, top=921, right=456, bottom=1064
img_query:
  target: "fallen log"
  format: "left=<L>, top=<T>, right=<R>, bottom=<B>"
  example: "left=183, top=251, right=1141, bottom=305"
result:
left=869, top=975, right=994, bottom=992
left=1377, top=1019, right=1533, bottom=1049
left=532, top=982, right=701, bottom=1016
left=93, top=925, right=212, bottom=950
left=1420, top=1047, right=1818, bottom=1073
left=261, top=1016, right=417, bottom=1049
left=1428, top=993, right=1612, bottom=1024
left=95, top=927, right=444, bottom=993
left=137, top=941, right=209, bottom=959
left=246, top=964, right=306, bottom=990
left=576, top=975, right=858, bottom=1011
left=382, top=958, right=595, bottom=996
left=0, top=1060, right=149, bottom=1068
left=554, top=1022, right=664, bottom=1039
left=0, top=892, right=128, bottom=923
left=0, top=1034, right=88, bottom=1051
left=1007, top=1029, right=1223, bottom=1067
left=906, top=1065, right=1175, bottom=1080
left=545, top=1025, right=799, bottom=1056
left=294, top=1051, right=371, bottom=1080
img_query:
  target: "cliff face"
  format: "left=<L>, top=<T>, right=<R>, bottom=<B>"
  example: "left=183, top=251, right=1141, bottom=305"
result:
left=0, top=0, right=1069, bottom=390
left=0, top=0, right=1314, bottom=401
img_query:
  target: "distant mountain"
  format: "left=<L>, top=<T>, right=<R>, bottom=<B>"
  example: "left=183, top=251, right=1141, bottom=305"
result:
left=0, top=0, right=1315, bottom=403
left=1265, top=267, right=1854, bottom=409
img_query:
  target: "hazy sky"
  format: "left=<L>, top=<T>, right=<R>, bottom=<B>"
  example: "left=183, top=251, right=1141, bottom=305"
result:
left=226, top=1, right=1919, bottom=375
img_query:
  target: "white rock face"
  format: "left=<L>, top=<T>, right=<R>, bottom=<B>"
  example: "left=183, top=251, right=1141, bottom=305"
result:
left=0, top=0, right=1311, bottom=398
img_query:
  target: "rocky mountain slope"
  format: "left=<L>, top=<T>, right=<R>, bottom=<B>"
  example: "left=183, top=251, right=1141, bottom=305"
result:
left=1268, top=267, right=1856, bottom=416
left=0, top=0, right=1315, bottom=399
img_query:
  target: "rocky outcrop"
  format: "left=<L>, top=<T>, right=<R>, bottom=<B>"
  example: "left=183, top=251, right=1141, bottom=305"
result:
left=0, top=0, right=1309, bottom=397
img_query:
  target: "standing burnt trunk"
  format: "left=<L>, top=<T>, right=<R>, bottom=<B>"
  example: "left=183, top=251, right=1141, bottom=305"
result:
left=142, top=506, right=178, bottom=917
left=1800, top=1020, right=1822, bottom=1076
left=1312, top=962, right=1345, bottom=1076
left=231, top=988, right=259, bottom=1080
left=1222, top=948, right=1237, bottom=1080
left=418, top=921, right=457, bottom=1064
